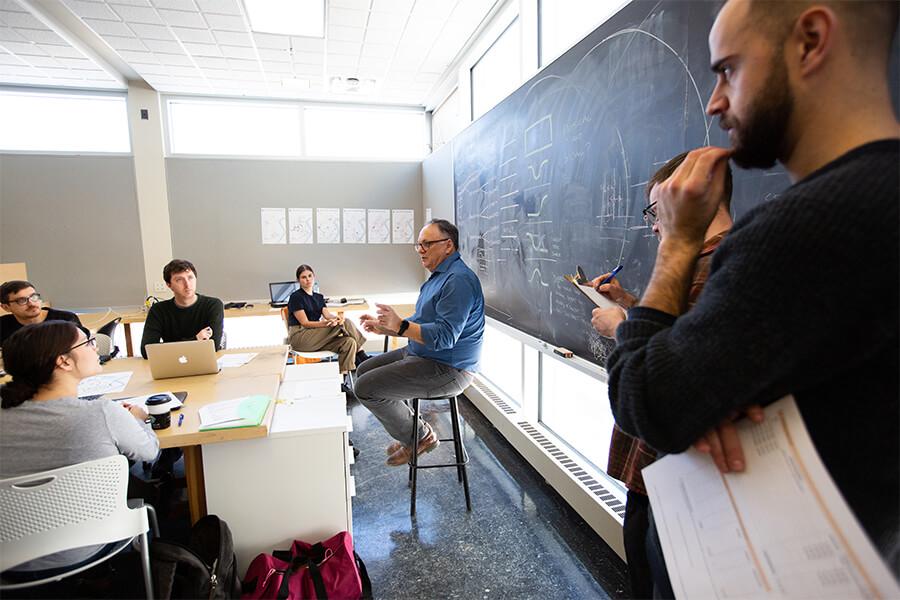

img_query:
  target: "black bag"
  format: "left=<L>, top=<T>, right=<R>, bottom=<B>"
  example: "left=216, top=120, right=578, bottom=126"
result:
left=151, top=514, right=242, bottom=599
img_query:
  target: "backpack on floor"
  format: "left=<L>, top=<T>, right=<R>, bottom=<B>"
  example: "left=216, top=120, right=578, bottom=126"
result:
left=241, top=531, right=372, bottom=600
left=151, top=514, right=242, bottom=599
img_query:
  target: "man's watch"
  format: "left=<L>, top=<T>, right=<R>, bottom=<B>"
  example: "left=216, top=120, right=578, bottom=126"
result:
left=397, top=320, right=410, bottom=336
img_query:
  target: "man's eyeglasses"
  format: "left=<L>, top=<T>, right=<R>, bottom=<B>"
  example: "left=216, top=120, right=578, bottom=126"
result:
left=414, top=238, right=451, bottom=251
left=6, top=293, right=41, bottom=307
left=68, top=337, right=97, bottom=352
left=642, top=201, right=658, bottom=225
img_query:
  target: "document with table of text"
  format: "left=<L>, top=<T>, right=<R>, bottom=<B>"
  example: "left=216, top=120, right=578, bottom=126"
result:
left=643, top=395, right=899, bottom=599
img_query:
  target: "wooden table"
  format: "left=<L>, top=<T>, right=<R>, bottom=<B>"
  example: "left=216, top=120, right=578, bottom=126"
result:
left=77, top=302, right=369, bottom=357
left=101, top=345, right=288, bottom=521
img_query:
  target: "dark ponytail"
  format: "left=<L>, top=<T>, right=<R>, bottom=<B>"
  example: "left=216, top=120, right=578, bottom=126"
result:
left=1, top=321, right=80, bottom=408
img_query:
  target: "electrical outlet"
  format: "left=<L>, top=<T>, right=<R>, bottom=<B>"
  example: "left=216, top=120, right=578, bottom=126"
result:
left=153, top=282, right=167, bottom=293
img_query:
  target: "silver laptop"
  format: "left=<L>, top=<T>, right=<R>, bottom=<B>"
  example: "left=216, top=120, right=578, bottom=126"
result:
left=146, top=340, right=219, bottom=380
left=269, top=281, right=299, bottom=308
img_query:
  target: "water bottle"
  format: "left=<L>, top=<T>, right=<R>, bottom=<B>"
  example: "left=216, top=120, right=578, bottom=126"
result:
left=313, top=281, right=320, bottom=294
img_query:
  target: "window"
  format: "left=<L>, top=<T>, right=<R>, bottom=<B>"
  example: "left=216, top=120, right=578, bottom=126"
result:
left=539, top=353, right=616, bottom=473
left=470, top=17, right=522, bottom=120
left=431, top=89, right=465, bottom=150
left=167, top=99, right=302, bottom=157
left=539, top=0, right=627, bottom=66
left=0, top=89, right=130, bottom=153
left=479, top=324, right=524, bottom=407
left=303, top=107, right=426, bottom=160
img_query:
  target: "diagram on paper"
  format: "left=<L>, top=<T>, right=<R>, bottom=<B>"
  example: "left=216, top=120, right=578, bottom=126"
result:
left=391, top=209, right=414, bottom=244
left=367, top=209, right=391, bottom=244
left=261, top=208, right=286, bottom=244
left=77, top=371, right=133, bottom=397
left=343, top=208, right=367, bottom=244
left=316, top=208, right=341, bottom=244
left=288, top=208, right=313, bottom=244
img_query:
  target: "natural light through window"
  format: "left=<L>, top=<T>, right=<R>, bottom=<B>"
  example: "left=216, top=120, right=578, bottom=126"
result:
left=539, top=0, right=627, bottom=66
left=471, top=17, right=522, bottom=120
left=304, top=107, right=426, bottom=160
left=167, top=99, right=303, bottom=156
left=479, top=324, right=524, bottom=406
left=0, top=90, right=130, bottom=153
left=539, top=354, right=615, bottom=472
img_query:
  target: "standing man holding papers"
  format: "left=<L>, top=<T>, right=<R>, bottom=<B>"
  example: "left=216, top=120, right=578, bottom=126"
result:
left=605, top=0, right=899, bottom=589
left=140, top=259, right=225, bottom=359
left=356, top=219, right=485, bottom=466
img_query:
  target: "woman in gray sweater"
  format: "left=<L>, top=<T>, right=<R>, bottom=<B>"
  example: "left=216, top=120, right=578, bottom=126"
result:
left=0, top=320, right=160, bottom=574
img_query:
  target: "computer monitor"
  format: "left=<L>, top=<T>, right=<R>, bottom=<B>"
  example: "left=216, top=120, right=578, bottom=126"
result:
left=269, top=281, right=299, bottom=306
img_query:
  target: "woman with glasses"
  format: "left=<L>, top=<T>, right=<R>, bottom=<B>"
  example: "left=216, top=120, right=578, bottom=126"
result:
left=287, top=264, right=370, bottom=383
left=0, top=321, right=159, bottom=574
left=0, top=280, right=88, bottom=348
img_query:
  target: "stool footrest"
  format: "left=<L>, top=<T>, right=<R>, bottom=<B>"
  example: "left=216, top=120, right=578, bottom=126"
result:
left=408, top=460, right=469, bottom=469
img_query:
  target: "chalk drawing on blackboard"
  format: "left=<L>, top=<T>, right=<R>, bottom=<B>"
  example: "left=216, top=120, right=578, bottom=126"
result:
left=528, top=268, right=550, bottom=287
left=528, top=159, right=550, bottom=180
left=524, top=232, right=548, bottom=252
left=525, top=115, right=553, bottom=156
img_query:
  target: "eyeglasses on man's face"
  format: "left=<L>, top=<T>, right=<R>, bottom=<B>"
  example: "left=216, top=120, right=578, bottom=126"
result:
left=7, top=292, right=41, bottom=307
left=68, top=337, right=97, bottom=353
left=642, top=201, right=658, bottom=225
left=414, top=238, right=451, bottom=252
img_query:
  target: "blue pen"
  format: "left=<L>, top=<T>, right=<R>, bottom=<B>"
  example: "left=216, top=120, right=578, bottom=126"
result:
left=177, top=413, right=184, bottom=427
left=598, top=265, right=623, bottom=286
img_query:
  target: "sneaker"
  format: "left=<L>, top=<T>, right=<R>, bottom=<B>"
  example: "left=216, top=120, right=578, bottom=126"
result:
left=386, top=423, right=439, bottom=466
left=355, top=351, right=371, bottom=368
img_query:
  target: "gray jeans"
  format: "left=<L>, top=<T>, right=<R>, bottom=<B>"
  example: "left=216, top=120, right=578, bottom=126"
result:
left=354, top=347, right=474, bottom=445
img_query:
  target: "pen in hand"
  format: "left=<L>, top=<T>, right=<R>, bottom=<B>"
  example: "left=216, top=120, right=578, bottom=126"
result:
left=178, top=413, right=184, bottom=427
left=598, top=265, right=623, bottom=286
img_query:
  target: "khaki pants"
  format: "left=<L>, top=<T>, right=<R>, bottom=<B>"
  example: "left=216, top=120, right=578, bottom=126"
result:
left=288, top=319, right=366, bottom=373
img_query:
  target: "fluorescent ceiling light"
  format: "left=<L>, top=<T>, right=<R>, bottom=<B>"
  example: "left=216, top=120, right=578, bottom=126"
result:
left=244, top=0, right=324, bottom=37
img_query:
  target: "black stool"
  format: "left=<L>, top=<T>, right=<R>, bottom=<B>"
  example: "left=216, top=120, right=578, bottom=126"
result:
left=408, top=395, right=472, bottom=516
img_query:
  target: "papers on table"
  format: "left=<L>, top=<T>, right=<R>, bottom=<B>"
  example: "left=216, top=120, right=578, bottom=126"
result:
left=77, top=371, right=133, bottom=397
left=643, top=395, right=900, bottom=599
left=199, top=395, right=272, bottom=431
left=113, top=392, right=183, bottom=410
left=216, top=352, right=258, bottom=369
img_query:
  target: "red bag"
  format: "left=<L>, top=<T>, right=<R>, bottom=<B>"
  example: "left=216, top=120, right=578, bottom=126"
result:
left=242, top=531, right=371, bottom=600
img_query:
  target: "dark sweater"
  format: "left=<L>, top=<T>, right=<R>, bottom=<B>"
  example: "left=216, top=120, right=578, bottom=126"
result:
left=607, top=140, right=899, bottom=557
left=0, top=308, right=87, bottom=348
left=139, top=294, right=224, bottom=359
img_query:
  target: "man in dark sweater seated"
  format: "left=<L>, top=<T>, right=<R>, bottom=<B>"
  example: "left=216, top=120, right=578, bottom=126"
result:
left=139, top=259, right=225, bottom=359
left=605, top=0, right=899, bottom=590
left=0, top=280, right=88, bottom=348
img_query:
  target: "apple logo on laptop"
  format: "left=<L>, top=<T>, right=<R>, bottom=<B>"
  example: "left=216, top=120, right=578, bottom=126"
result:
left=178, top=355, right=188, bottom=364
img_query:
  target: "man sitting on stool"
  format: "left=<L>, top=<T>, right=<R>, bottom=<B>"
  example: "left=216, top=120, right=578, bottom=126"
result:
left=357, top=219, right=485, bottom=466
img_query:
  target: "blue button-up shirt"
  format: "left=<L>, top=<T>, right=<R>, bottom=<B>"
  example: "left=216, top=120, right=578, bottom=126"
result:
left=407, top=252, right=485, bottom=372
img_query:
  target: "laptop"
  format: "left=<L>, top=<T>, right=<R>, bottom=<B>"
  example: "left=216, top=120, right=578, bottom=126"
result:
left=269, top=281, right=300, bottom=307
left=146, top=340, right=220, bottom=380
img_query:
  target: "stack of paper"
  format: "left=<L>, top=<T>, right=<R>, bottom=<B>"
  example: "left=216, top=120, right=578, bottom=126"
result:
left=216, top=353, right=258, bottom=369
left=198, top=395, right=271, bottom=431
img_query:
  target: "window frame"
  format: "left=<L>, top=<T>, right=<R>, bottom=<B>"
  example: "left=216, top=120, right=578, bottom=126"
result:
left=469, top=15, right=522, bottom=121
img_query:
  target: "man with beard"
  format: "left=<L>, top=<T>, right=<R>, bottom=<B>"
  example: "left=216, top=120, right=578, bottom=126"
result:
left=605, top=0, right=899, bottom=592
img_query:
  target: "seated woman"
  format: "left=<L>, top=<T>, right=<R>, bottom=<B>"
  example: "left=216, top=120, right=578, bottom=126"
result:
left=287, top=264, right=369, bottom=377
left=0, top=321, right=160, bottom=575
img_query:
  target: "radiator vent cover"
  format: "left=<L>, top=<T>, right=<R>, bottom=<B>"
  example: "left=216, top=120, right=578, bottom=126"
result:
left=471, top=378, right=517, bottom=415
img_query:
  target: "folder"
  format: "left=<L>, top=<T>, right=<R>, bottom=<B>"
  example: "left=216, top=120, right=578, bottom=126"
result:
left=198, top=395, right=272, bottom=431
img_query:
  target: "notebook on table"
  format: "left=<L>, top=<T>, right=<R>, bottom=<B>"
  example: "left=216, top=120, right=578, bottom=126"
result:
left=146, top=340, right=219, bottom=380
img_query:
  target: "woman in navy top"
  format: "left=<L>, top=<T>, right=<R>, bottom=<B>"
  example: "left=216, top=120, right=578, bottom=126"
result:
left=286, top=264, right=368, bottom=375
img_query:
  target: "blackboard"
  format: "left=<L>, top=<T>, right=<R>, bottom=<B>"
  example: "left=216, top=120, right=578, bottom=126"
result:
left=453, top=0, right=897, bottom=365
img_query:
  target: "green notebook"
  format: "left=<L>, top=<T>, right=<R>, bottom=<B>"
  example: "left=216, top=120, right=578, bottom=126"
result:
left=198, top=395, right=272, bottom=431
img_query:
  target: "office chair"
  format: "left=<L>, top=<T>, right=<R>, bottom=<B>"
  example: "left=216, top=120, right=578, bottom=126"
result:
left=0, top=455, right=155, bottom=599
left=95, top=317, right=122, bottom=364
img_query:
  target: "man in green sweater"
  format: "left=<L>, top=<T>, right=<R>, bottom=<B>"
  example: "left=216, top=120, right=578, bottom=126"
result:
left=140, top=259, right=225, bottom=359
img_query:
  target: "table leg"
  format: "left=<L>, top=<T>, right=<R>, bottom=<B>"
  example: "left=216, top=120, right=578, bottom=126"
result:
left=183, top=446, right=208, bottom=523
left=125, top=323, right=134, bottom=357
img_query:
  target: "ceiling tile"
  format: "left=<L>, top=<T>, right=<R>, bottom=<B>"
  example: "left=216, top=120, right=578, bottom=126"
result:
left=361, top=41, right=394, bottom=58
left=142, top=38, right=182, bottom=52
left=330, top=0, right=370, bottom=10
left=0, top=0, right=27, bottom=11
left=252, top=32, right=289, bottom=50
left=158, top=9, right=206, bottom=28
left=129, top=22, right=175, bottom=39
left=164, top=63, right=200, bottom=76
left=289, top=36, right=324, bottom=52
left=63, top=0, right=121, bottom=20
left=18, top=54, right=60, bottom=67
left=357, top=55, right=387, bottom=72
left=0, top=52, right=24, bottom=64
left=149, top=0, right=196, bottom=9
left=290, top=50, right=320, bottom=64
left=225, top=56, right=255, bottom=70
left=372, top=0, right=413, bottom=13
left=325, top=53, right=356, bottom=67
left=105, top=34, right=150, bottom=50
left=48, top=43, right=94, bottom=57
left=182, top=41, right=221, bottom=56
left=412, top=0, right=455, bottom=20
left=2, top=11, right=44, bottom=28
left=54, top=56, right=94, bottom=69
left=290, top=62, right=320, bottom=76
left=327, top=24, right=363, bottom=43
left=112, top=4, right=164, bottom=24
left=367, top=11, right=406, bottom=29
left=193, top=54, right=227, bottom=68
left=116, top=49, right=158, bottom=63
left=262, top=60, right=291, bottom=73
left=0, top=40, right=48, bottom=55
left=212, top=29, right=250, bottom=46
left=156, top=51, right=193, bottom=64
left=204, top=13, right=244, bottom=31
left=195, top=0, right=242, bottom=15
left=329, top=7, right=368, bottom=28
left=363, top=27, right=400, bottom=44
left=0, top=27, right=25, bottom=42
left=219, top=44, right=255, bottom=59
left=256, top=47, right=290, bottom=61
left=326, top=39, right=359, bottom=55
left=108, top=0, right=152, bottom=6
left=16, top=28, right=67, bottom=45
left=83, top=17, right=134, bottom=36
left=170, top=25, right=215, bottom=42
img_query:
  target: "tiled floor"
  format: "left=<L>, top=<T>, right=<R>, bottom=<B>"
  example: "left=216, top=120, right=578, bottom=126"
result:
left=348, top=394, right=629, bottom=600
